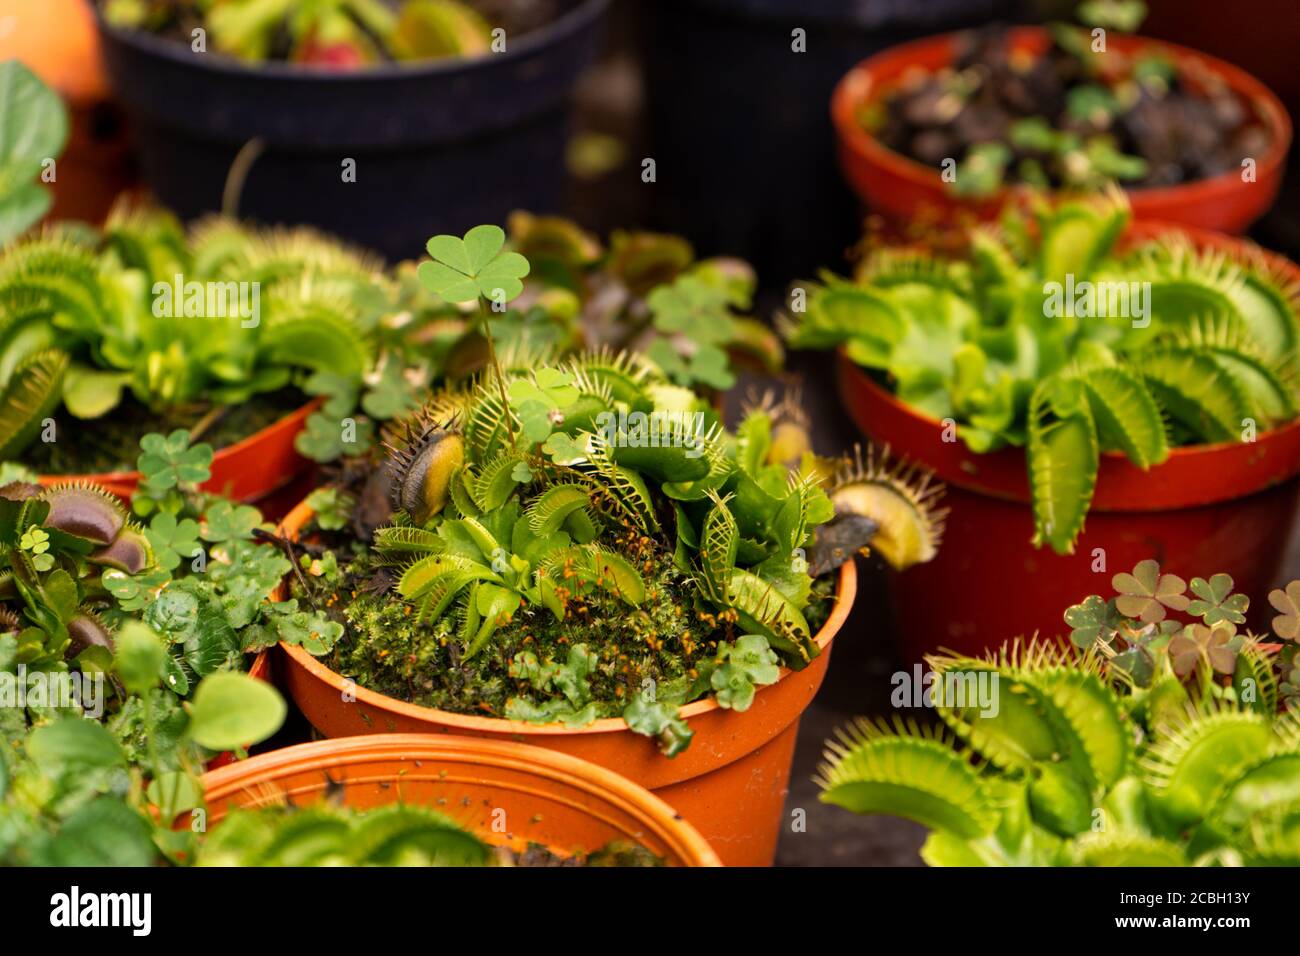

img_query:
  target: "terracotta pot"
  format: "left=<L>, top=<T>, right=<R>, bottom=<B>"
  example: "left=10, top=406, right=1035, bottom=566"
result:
left=0, top=0, right=135, bottom=224
left=204, top=650, right=273, bottom=772
left=830, top=27, right=1292, bottom=235
left=274, top=500, right=856, bottom=866
left=200, top=734, right=722, bottom=866
left=835, top=224, right=1300, bottom=662
left=37, top=398, right=320, bottom=503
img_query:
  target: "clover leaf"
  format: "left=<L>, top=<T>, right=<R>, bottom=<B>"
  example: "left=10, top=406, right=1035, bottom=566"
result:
left=201, top=500, right=262, bottom=548
left=648, top=275, right=735, bottom=344
left=541, top=431, right=586, bottom=465
left=145, top=512, right=201, bottom=571
left=1112, top=559, right=1188, bottom=624
left=1270, top=580, right=1300, bottom=643
left=137, top=430, right=213, bottom=494
left=1186, top=573, right=1248, bottom=628
left=19, top=527, right=53, bottom=572
left=361, top=357, right=421, bottom=421
left=418, top=225, right=531, bottom=304
left=1063, top=594, right=1122, bottom=648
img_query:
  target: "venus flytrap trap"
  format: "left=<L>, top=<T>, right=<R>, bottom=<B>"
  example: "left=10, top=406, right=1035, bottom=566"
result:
left=786, top=192, right=1300, bottom=553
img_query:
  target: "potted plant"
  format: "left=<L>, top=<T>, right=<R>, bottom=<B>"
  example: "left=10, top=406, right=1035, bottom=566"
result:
left=787, top=193, right=1300, bottom=661
left=831, top=4, right=1291, bottom=233
left=199, top=734, right=721, bottom=866
left=92, top=0, right=611, bottom=260
left=267, top=224, right=947, bottom=865
left=815, top=561, right=1300, bottom=865
left=0, top=196, right=395, bottom=501
left=0, top=429, right=344, bottom=768
left=0, top=430, right=342, bottom=865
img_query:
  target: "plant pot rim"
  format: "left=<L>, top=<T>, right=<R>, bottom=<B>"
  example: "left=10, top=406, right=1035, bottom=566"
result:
left=92, top=0, right=611, bottom=84
left=276, top=498, right=856, bottom=737
left=830, top=25, right=1293, bottom=212
left=199, top=732, right=723, bottom=866
left=35, top=395, right=321, bottom=489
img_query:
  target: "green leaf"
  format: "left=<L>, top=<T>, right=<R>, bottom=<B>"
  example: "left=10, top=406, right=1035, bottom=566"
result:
left=1028, top=378, right=1099, bottom=554
left=37, top=797, right=156, bottom=867
left=146, top=511, right=201, bottom=571
left=185, top=672, right=287, bottom=751
left=201, top=499, right=262, bottom=546
left=137, top=430, right=214, bottom=494
left=1082, top=366, right=1169, bottom=468
left=61, top=364, right=130, bottom=419
left=112, top=621, right=166, bottom=695
left=27, top=718, right=126, bottom=772
left=711, top=634, right=780, bottom=711
left=0, top=61, right=68, bottom=244
left=418, top=225, right=531, bottom=303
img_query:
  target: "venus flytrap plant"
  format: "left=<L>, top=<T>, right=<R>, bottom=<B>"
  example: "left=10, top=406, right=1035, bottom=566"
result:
left=817, top=641, right=1300, bottom=866
left=787, top=192, right=1300, bottom=553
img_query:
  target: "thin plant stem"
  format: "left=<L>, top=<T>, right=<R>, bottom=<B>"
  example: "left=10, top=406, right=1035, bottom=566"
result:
left=478, top=295, right=517, bottom=450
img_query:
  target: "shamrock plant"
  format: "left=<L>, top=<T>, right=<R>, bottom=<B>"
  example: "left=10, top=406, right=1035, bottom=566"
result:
left=817, top=642, right=1300, bottom=866
left=1066, top=558, right=1300, bottom=709
left=787, top=193, right=1300, bottom=552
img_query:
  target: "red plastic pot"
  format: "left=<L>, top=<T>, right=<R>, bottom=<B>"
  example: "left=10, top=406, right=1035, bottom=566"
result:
left=830, top=27, right=1292, bottom=235
left=37, top=398, right=319, bottom=503
left=836, top=224, right=1300, bottom=662
left=274, top=500, right=856, bottom=866
left=200, top=734, right=722, bottom=866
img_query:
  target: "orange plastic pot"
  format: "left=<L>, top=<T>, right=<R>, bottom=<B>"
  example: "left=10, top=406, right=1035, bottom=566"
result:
left=37, top=398, right=320, bottom=503
left=836, top=224, right=1300, bottom=662
left=830, top=27, right=1291, bottom=235
left=200, top=734, right=722, bottom=866
left=0, top=0, right=135, bottom=224
left=274, top=500, right=856, bottom=866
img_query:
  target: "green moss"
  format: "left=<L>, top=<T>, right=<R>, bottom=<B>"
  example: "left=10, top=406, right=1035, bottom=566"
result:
left=317, top=543, right=724, bottom=719
left=298, top=541, right=839, bottom=729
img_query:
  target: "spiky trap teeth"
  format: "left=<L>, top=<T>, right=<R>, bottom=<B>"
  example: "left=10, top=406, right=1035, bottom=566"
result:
left=385, top=409, right=465, bottom=526
left=826, top=444, right=947, bottom=571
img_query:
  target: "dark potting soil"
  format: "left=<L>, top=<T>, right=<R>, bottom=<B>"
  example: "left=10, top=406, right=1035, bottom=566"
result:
left=872, top=26, right=1270, bottom=190
left=25, top=388, right=306, bottom=476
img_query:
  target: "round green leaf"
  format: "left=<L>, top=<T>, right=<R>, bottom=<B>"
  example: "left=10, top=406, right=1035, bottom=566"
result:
left=186, top=672, right=286, bottom=751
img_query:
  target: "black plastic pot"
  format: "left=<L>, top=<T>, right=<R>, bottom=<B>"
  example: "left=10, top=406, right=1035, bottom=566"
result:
left=94, top=0, right=610, bottom=261
left=643, top=0, right=1023, bottom=285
